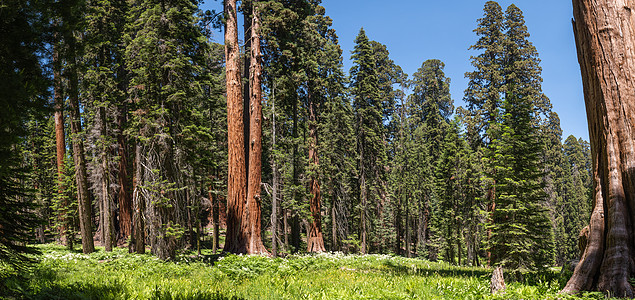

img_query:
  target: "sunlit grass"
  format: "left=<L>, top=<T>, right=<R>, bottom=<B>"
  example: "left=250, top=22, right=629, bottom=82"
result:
left=0, top=244, right=603, bottom=299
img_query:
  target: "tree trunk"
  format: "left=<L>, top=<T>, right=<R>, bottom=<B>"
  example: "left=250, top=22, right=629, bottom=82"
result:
left=360, top=164, right=367, bottom=255
left=209, top=183, right=218, bottom=253
left=331, top=201, right=337, bottom=251
left=53, top=39, right=68, bottom=246
left=132, top=143, right=145, bottom=254
left=244, top=0, right=268, bottom=254
left=307, top=93, right=325, bottom=253
left=223, top=0, right=249, bottom=254
left=243, top=0, right=251, bottom=180
left=117, top=106, right=132, bottom=243
left=271, top=84, right=278, bottom=257
left=99, top=107, right=114, bottom=251
left=68, top=45, right=95, bottom=253
left=561, top=0, right=635, bottom=297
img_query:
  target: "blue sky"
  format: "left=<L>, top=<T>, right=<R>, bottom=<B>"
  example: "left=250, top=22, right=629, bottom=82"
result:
left=202, top=0, right=588, bottom=141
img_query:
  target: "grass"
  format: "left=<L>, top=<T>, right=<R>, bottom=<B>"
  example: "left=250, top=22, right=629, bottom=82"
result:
left=0, top=244, right=605, bottom=299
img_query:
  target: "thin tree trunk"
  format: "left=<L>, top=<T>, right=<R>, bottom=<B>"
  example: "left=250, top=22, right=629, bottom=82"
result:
left=331, top=200, right=337, bottom=251
left=132, top=142, right=145, bottom=254
left=405, top=193, right=411, bottom=258
left=360, top=162, right=367, bottom=254
left=271, top=83, right=278, bottom=257
left=223, top=0, right=248, bottom=254
left=100, top=107, right=114, bottom=251
left=307, top=93, right=325, bottom=253
left=209, top=183, right=218, bottom=253
left=284, top=208, right=289, bottom=250
left=562, top=0, right=635, bottom=297
left=68, top=43, right=95, bottom=253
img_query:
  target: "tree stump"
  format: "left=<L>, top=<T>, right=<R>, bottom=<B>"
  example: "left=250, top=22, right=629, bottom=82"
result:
left=490, top=266, right=506, bottom=294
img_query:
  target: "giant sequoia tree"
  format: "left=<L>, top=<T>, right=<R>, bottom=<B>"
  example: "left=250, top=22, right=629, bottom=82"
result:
left=562, top=0, right=635, bottom=296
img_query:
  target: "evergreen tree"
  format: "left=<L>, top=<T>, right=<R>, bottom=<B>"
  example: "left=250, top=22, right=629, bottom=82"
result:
left=0, top=0, right=48, bottom=266
left=487, top=4, right=554, bottom=269
left=350, top=28, right=395, bottom=254
left=83, top=0, right=127, bottom=251
left=125, top=0, right=209, bottom=259
left=408, top=59, right=453, bottom=259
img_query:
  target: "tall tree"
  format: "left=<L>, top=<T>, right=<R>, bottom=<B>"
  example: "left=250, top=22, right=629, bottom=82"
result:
left=244, top=0, right=268, bottom=254
left=562, top=0, right=635, bottom=296
left=0, top=0, right=48, bottom=266
left=464, top=1, right=505, bottom=264
left=350, top=28, right=398, bottom=254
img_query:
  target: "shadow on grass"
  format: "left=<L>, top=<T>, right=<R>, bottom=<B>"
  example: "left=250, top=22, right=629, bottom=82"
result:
left=380, top=259, right=567, bottom=287
left=2, top=279, right=245, bottom=300
left=380, top=259, right=491, bottom=279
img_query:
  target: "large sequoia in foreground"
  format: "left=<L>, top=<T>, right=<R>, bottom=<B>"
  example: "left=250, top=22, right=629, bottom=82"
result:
left=562, top=0, right=635, bottom=297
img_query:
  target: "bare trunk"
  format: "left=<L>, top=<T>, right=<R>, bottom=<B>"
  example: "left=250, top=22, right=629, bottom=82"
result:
left=360, top=166, right=367, bottom=254
left=271, top=85, right=278, bottom=257
left=307, top=93, right=325, bottom=253
left=68, top=45, right=95, bottom=253
left=117, top=107, right=132, bottom=243
left=209, top=183, right=218, bottom=253
left=244, top=1, right=268, bottom=254
left=331, top=201, right=337, bottom=251
left=132, top=143, right=145, bottom=254
left=53, top=38, right=68, bottom=246
left=223, top=0, right=248, bottom=254
left=405, top=194, right=411, bottom=258
left=561, top=0, right=635, bottom=297
left=100, top=107, right=114, bottom=251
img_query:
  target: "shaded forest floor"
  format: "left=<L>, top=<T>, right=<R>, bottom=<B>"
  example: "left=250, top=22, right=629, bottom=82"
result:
left=0, top=244, right=604, bottom=299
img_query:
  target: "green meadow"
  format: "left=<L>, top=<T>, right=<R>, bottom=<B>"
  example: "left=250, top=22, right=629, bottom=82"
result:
left=0, top=244, right=604, bottom=299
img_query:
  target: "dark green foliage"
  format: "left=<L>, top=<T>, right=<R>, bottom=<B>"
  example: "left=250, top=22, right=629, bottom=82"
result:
left=350, top=28, right=402, bottom=253
left=434, top=119, right=472, bottom=265
left=124, top=0, right=212, bottom=259
left=0, top=0, right=48, bottom=267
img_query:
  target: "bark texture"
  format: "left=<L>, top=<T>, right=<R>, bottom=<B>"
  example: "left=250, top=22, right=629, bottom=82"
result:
left=53, top=40, right=67, bottom=245
left=68, top=62, right=95, bottom=254
left=117, top=109, right=132, bottom=242
left=562, top=0, right=635, bottom=297
left=245, top=0, right=268, bottom=254
left=223, top=0, right=248, bottom=254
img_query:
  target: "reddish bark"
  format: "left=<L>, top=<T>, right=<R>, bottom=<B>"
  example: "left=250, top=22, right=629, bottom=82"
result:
left=223, top=0, right=249, bottom=254
left=53, top=40, right=68, bottom=245
left=562, top=0, right=635, bottom=297
left=245, top=0, right=268, bottom=255
left=117, top=110, right=132, bottom=242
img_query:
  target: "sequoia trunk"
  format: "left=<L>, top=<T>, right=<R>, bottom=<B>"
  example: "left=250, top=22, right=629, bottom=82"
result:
left=223, top=0, right=248, bottom=254
left=244, top=0, right=268, bottom=254
left=562, top=0, right=635, bottom=297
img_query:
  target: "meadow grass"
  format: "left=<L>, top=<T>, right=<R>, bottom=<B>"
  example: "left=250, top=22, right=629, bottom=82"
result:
left=0, top=244, right=605, bottom=299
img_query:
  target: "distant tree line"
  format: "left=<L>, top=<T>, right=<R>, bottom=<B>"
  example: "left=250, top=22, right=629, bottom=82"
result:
left=1, top=0, right=591, bottom=270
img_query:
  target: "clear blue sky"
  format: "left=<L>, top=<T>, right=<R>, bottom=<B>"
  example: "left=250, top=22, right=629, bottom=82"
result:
left=201, top=0, right=588, bottom=141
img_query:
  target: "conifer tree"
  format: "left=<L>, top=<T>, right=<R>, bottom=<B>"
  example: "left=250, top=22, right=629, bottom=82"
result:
left=125, top=0, right=209, bottom=259
left=486, top=4, right=554, bottom=269
left=0, top=0, right=48, bottom=266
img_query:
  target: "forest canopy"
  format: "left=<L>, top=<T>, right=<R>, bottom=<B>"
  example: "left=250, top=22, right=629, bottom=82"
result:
left=1, top=0, right=591, bottom=277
